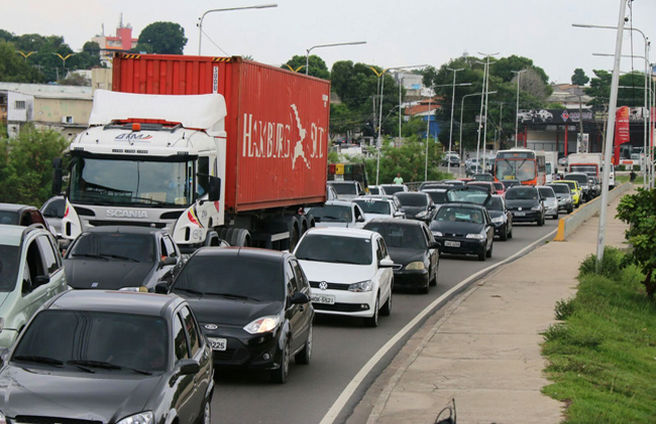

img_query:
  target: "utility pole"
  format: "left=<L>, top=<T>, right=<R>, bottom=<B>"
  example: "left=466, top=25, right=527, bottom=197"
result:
left=425, top=98, right=432, bottom=181
left=447, top=67, right=464, bottom=175
left=511, top=69, right=527, bottom=148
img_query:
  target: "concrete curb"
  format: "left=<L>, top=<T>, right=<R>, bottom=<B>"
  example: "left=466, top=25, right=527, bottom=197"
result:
left=554, top=182, right=632, bottom=241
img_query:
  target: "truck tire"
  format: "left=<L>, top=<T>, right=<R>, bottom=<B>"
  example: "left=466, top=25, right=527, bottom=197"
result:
left=204, top=231, right=220, bottom=247
left=229, top=228, right=251, bottom=247
left=299, top=215, right=309, bottom=236
left=287, top=216, right=301, bottom=251
left=306, top=213, right=316, bottom=229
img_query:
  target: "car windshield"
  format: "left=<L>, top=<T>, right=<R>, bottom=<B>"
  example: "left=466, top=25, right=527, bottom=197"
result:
left=538, top=187, right=555, bottom=198
left=381, top=185, right=405, bottom=195
left=308, top=205, right=352, bottom=223
left=68, top=232, right=155, bottom=263
left=550, top=184, right=570, bottom=194
left=493, top=182, right=504, bottom=191
left=565, top=174, right=588, bottom=185
left=485, top=197, right=504, bottom=211
left=0, top=245, right=20, bottom=291
left=506, top=187, right=538, bottom=200
left=354, top=199, right=390, bottom=215
left=396, top=193, right=428, bottom=207
left=424, top=191, right=448, bottom=204
left=295, top=234, right=373, bottom=265
left=0, top=211, right=19, bottom=225
left=173, top=254, right=283, bottom=301
left=447, top=188, right=489, bottom=205
left=42, top=198, right=65, bottom=218
left=13, top=310, right=168, bottom=373
left=435, top=206, right=484, bottom=224
left=364, top=223, right=426, bottom=250
left=330, top=183, right=357, bottom=195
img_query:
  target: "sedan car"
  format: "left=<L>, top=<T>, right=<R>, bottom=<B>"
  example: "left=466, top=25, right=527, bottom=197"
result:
left=353, top=196, right=405, bottom=221
left=327, top=180, right=364, bottom=201
left=429, top=203, right=495, bottom=261
left=0, top=290, right=213, bottom=424
left=380, top=184, right=408, bottom=195
left=485, top=195, right=513, bottom=241
left=293, top=227, right=394, bottom=327
left=166, top=247, right=313, bottom=384
left=504, top=185, right=546, bottom=226
left=564, top=173, right=591, bottom=202
left=394, top=192, right=435, bottom=223
left=537, top=186, right=559, bottom=219
left=64, top=226, right=184, bottom=290
left=307, top=200, right=366, bottom=228
left=364, top=219, right=439, bottom=293
left=549, top=183, right=574, bottom=213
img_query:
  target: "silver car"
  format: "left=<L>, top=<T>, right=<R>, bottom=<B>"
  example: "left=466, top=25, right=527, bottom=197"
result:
left=537, top=186, right=559, bottom=219
left=307, top=200, right=367, bottom=228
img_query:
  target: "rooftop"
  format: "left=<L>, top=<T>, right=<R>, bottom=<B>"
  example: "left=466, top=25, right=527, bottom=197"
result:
left=0, top=82, right=93, bottom=100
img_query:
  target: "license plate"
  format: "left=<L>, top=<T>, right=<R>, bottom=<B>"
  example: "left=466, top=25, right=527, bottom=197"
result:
left=514, top=211, right=525, bottom=216
left=208, top=337, right=227, bottom=351
left=444, top=240, right=460, bottom=247
left=311, top=294, right=336, bottom=305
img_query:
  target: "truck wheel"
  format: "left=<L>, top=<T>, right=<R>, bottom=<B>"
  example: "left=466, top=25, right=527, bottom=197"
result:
left=204, top=231, right=220, bottom=246
left=229, top=228, right=251, bottom=247
left=306, top=213, right=316, bottom=229
left=299, top=215, right=309, bottom=236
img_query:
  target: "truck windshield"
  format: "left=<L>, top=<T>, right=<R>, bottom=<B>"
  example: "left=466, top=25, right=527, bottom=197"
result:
left=69, top=157, right=194, bottom=208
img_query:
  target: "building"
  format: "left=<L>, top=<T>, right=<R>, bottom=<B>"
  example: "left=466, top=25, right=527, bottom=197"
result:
left=92, top=15, right=138, bottom=65
left=394, top=70, right=434, bottom=102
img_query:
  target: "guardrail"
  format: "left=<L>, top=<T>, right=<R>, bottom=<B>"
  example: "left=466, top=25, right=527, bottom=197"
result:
left=553, top=182, right=632, bottom=241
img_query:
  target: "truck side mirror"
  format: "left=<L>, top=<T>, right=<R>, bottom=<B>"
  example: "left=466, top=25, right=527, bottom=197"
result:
left=208, top=176, right=221, bottom=202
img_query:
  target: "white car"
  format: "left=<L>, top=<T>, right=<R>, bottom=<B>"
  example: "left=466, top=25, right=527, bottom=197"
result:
left=293, top=227, right=394, bottom=327
left=352, top=196, right=405, bottom=221
left=307, top=200, right=366, bottom=228
left=379, top=184, right=408, bottom=196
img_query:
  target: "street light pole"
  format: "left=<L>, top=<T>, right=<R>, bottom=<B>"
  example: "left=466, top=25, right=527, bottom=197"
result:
left=460, top=91, right=498, bottom=167
left=198, top=4, right=278, bottom=55
left=426, top=97, right=431, bottom=181
left=305, top=41, right=366, bottom=75
left=447, top=67, right=464, bottom=176
left=511, top=69, right=527, bottom=148
left=479, top=52, right=499, bottom=172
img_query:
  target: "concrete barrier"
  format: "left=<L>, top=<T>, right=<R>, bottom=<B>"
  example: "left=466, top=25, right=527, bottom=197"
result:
left=553, top=182, right=632, bottom=241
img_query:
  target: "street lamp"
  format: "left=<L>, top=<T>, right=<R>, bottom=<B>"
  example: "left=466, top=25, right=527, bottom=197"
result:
left=511, top=69, right=527, bottom=148
left=447, top=68, right=464, bottom=175
left=460, top=91, right=497, bottom=170
left=305, top=41, right=366, bottom=76
left=198, top=4, right=278, bottom=55
left=16, top=50, right=35, bottom=61
left=52, top=53, right=74, bottom=79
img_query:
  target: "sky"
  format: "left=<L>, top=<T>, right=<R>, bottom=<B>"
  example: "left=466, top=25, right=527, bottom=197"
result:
left=1, top=0, right=654, bottom=84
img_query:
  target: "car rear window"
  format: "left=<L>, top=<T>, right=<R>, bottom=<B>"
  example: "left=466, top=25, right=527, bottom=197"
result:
left=354, top=199, right=390, bottom=215
left=0, top=245, right=20, bottom=291
left=381, top=185, right=405, bottom=195
left=395, top=193, right=428, bottom=207
left=538, top=187, right=555, bottom=198
left=550, top=184, right=570, bottom=194
left=308, top=205, right=352, bottom=223
left=505, top=187, right=538, bottom=200
left=424, top=191, right=448, bottom=204
left=485, top=197, right=504, bottom=211
left=295, top=234, right=372, bottom=265
left=330, top=183, right=357, bottom=195
left=364, top=223, right=426, bottom=250
left=68, top=232, right=155, bottom=263
left=0, top=211, right=19, bottom=225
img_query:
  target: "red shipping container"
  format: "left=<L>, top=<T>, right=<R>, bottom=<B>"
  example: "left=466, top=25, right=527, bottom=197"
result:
left=112, top=54, right=330, bottom=213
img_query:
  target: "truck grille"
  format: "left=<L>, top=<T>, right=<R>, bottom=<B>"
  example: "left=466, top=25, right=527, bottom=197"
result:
left=88, top=220, right=166, bottom=228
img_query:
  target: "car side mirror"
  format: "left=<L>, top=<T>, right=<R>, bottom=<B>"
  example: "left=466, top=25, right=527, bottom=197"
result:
left=154, top=282, right=170, bottom=294
left=34, top=275, right=49, bottom=286
left=208, top=176, right=221, bottom=202
left=393, top=211, right=405, bottom=218
left=289, top=292, right=310, bottom=305
left=429, top=241, right=439, bottom=249
left=159, top=256, right=177, bottom=267
left=357, top=215, right=365, bottom=223
left=177, top=358, right=200, bottom=375
left=378, top=258, right=400, bottom=269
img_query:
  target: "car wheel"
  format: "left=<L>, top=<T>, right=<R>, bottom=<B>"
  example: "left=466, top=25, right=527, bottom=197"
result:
left=429, top=265, right=438, bottom=287
left=486, top=242, right=493, bottom=258
left=295, top=325, right=312, bottom=365
left=365, top=296, right=379, bottom=327
left=380, top=291, right=392, bottom=315
left=271, top=341, right=290, bottom=384
left=552, top=212, right=559, bottom=219
left=478, top=248, right=486, bottom=261
left=537, top=215, right=544, bottom=226
left=500, top=224, right=508, bottom=241
left=203, top=399, right=211, bottom=424
left=568, top=205, right=573, bottom=213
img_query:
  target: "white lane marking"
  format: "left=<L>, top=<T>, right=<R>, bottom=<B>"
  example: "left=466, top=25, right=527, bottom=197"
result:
left=318, top=227, right=558, bottom=424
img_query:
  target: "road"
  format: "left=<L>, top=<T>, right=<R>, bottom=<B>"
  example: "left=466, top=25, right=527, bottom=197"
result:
left=210, top=218, right=559, bottom=424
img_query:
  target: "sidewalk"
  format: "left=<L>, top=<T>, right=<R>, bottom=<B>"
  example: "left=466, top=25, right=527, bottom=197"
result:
left=363, top=194, right=630, bottom=424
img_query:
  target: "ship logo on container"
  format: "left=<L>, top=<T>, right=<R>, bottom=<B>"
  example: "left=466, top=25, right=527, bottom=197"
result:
left=290, top=104, right=311, bottom=170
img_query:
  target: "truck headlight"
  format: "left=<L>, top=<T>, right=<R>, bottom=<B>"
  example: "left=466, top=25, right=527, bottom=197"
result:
left=405, top=261, right=425, bottom=270
left=117, top=412, right=153, bottom=424
left=465, top=233, right=485, bottom=240
left=348, top=280, right=373, bottom=292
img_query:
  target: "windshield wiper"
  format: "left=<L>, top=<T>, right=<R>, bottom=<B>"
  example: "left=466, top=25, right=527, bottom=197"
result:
left=208, top=292, right=259, bottom=302
left=67, top=359, right=152, bottom=375
left=70, top=253, right=109, bottom=261
left=100, top=253, right=140, bottom=262
left=13, top=355, right=64, bottom=366
left=173, top=287, right=204, bottom=296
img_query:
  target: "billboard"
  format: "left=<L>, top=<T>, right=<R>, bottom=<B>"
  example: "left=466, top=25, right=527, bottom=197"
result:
left=517, top=109, right=593, bottom=124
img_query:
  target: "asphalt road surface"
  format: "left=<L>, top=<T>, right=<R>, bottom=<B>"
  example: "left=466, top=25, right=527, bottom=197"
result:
left=210, top=218, right=559, bottom=424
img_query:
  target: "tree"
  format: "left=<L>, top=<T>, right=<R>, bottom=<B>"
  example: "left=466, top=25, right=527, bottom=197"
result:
left=0, top=29, right=13, bottom=42
left=571, top=68, right=589, bottom=85
left=585, top=69, right=646, bottom=108
left=0, top=40, right=43, bottom=83
left=137, top=22, right=187, bottom=54
left=57, top=72, right=90, bottom=86
left=616, top=188, right=656, bottom=298
left=282, top=54, right=329, bottom=79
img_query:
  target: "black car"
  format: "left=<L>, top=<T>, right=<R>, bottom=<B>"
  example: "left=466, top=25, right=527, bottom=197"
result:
left=430, top=201, right=494, bottom=261
left=485, top=195, right=513, bottom=241
left=504, top=185, right=545, bottom=226
left=165, top=247, right=314, bottom=384
left=394, top=192, right=435, bottom=223
left=64, top=226, right=185, bottom=290
left=472, top=173, right=494, bottom=182
left=0, top=290, right=213, bottom=423
left=421, top=188, right=449, bottom=210
left=364, top=218, right=439, bottom=293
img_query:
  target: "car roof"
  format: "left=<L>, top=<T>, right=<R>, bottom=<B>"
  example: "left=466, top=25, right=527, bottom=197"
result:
left=438, top=202, right=487, bottom=211
left=328, top=180, right=359, bottom=185
left=395, top=191, right=427, bottom=197
left=0, top=203, right=35, bottom=213
left=353, top=196, right=390, bottom=202
left=80, top=225, right=165, bottom=235
left=320, top=200, right=356, bottom=207
left=0, top=224, right=38, bottom=246
left=421, top=188, right=448, bottom=193
left=365, top=217, right=424, bottom=227
left=194, top=246, right=287, bottom=261
left=49, top=290, right=183, bottom=317
left=559, top=179, right=579, bottom=185
left=506, top=185, right=537, bottom=190
left=304, top=226, right=377, bottom=239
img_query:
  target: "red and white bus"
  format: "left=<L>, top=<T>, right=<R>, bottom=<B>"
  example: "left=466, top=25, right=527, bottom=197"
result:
left=493, top=148, right=546, bottom=186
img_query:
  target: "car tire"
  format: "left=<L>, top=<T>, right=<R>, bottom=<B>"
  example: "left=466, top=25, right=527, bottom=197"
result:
left=537, top=215, right=544, bottom=226
left=500, top=225, right=508, bottom=241
left=271, top=340, right=290, bottom=384
left=365, top=296, right=379, bottom=327
left=295, top=325, right=312, bottom=365
left=380, top=292, right=392, bottom=315
left=429, top=266, right=438, bottom=287
left=478, top=248, right=486, bottom=261
left=567, top=205, right=573, bottom=213
left=202, top=398, right=212, bottom=424
left=486, top=242, right=493, bottom=258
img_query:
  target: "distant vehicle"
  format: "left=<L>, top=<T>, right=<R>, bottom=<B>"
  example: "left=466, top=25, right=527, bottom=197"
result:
left=63, top=226, right=186, bottom=290
left=472, top=173, right=494, bottom=182
left=353, top=196, right=405, bottom=221
left=494, top=148, right=546, bottom=186
left=0, top=225, right=69, bottom=348
left=559, top=180, right=582, bottom=207
left=0, top=290, right=213, bottom=423
left=294, top=227, right=394, bottom=327
left=307, top=200, right=366, bottom=228
left=442, top=179, right=466, bottom=186
left=166, top=247, right=313, bottom=384
left=442, top=154, right=460, bottom=167
left=564, top=173, right=591, bottom=202
left=430, top=203, right=495, bottom=261
left=548, top=183, right=574, bottom=213
left=504, top=186, right=545, bottom=226
left=492, top=182, right=506, bottom=197
left=364, top=218, right=439, bottom=293
left=367, top=185, right=387, bottom=196
left=327, top=180, right=365, bottom=201
left=327, top=162, right=369, bottom=192
left=484, top=195, right=513, bottom=241
left=419, top=181, right=452, bottom=190
left=421, top=188, right=449, bottom=209
left=537, top=186, right=559, bottom=219
left=380, top=184, right=408, bottom=195
left=40, top=196, right=65, bottom=239
left=543, top=151, right=559, bottom=183
left=394, top=192, right=435, bottom=223
left=326, top=184, right=338, bottom=202
left=0, top=203, right=51, bottom=234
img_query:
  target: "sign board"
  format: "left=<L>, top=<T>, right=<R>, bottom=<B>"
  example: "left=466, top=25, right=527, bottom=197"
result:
left=576, top=133, right=589, bottom=153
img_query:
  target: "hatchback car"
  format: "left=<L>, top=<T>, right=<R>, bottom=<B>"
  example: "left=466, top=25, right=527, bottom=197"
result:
left=504, top=185, right=545, bottom=226
left=64, top=226, right=184, bottom=290
left=429, top=204, right=494, bottom=261
left=364, top=219, right=439, bottom=293
left=353, top=196, right=405, bottom=221
left=394, top=192, right=435, bottom=223
left=165, top=247, right=313, bottom=384
left=549, top=183, right=574, bottom=213
left=564, top=173, right=591, bottom=202
left=0, top=225, right=68, bottom=348
left=293, top=227, right=394, bottom=327
left=327, top=180, right=364, bottom=201
left=307, top=200, right=366, bottom=228
left=485, top=195, right=513, bottom=241
left=380, top=184, right=408, bottom=195
left=0, top=290, right=213, bottom=423
left=537, top=186, right=559, bottom=219
left=559, top=180, right=582, bottom=207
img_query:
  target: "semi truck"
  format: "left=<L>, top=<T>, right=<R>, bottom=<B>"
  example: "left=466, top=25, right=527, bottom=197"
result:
left=59, top=54, right=330, bottom=251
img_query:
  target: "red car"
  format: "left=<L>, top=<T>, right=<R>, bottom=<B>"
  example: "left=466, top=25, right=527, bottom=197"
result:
left=493, top=182, right=506, bottom=197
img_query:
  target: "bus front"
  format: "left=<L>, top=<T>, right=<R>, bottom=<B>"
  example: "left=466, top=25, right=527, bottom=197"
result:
left=494, top=150, right=538, bottom=186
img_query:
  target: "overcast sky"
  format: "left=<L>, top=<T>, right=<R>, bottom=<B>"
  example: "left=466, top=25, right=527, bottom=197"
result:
left=2, top=0, right=654, bottom=83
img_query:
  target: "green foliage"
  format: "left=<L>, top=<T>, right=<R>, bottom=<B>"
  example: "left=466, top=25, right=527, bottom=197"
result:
left=571, top=68, right=589, bottom=85
left=586, top=70, right=647, bottom=108
left=616, top=189, right=656, bottom=297
left=542, top=262, right=656, bottom=423
left=578, top=246, right=626, bottom=281
left=0, top=125, right=68, bottom=206
left=554, top=297, right=575, bottom=321
left=137, top=22, right=187, bottom=55
left=0, top=40, right=43, bottom=82
left=282, top=55, right=329, bottom=79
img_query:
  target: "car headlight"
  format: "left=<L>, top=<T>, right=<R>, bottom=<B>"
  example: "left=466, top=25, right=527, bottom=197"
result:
left=348, top=280, right=374, bottom=292
left=465, top=233, right=485, bottom=240
left=244, top=315, right=281, bottom=334
left=531, top=205, right=542, bottom=210
left=416, top=210, right=428, bottom=218
left=491, top=216, right=504, bottom=224
left=405, top=261, right=425, bottom=270
left=117, top=412, right=154, bottom=424
left=432, top=231, right=443, bottom=237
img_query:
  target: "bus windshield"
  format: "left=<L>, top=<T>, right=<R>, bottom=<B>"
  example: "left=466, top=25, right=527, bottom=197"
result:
left=495, top=158, right=536, bottom=182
